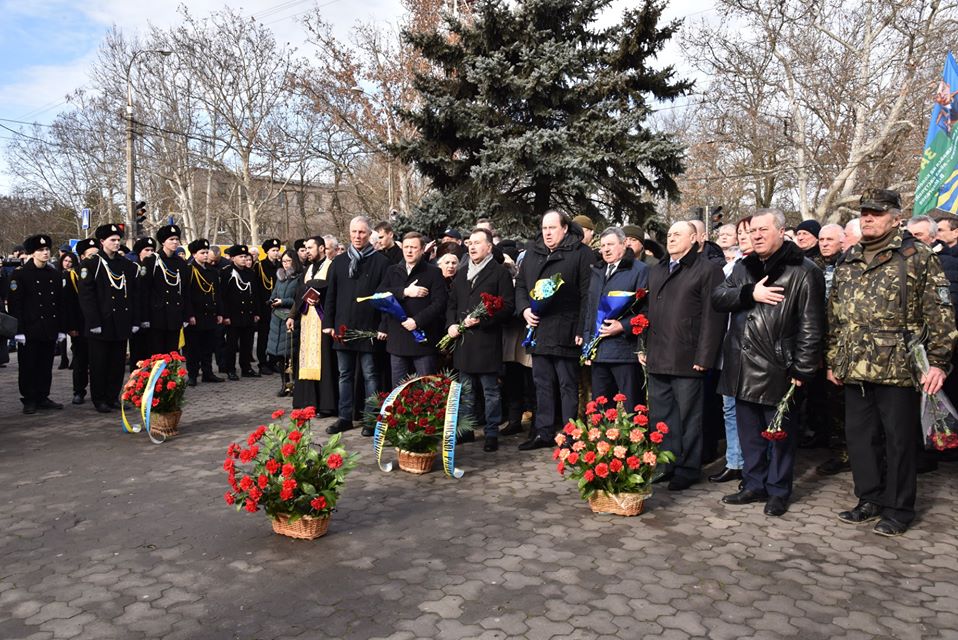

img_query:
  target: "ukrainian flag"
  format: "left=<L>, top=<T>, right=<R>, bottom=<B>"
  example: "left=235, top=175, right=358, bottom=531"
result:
left=937, top=167, right=958, bottom=213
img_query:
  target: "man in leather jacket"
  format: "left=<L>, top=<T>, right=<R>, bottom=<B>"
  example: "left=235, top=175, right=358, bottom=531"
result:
left=712, top=208, right=825, bottom=517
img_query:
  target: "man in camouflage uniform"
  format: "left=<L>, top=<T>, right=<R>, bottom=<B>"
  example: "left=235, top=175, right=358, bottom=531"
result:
left=826, top=189, right=957, bottom=537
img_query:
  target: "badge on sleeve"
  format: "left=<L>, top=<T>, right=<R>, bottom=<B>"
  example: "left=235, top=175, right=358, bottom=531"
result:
left=8, top=280, right=16, bottom=291
left=80, top=267, right=88, bottom=280
left=938, top=286, right=952, bottom=306
left=139, top=265, right=146, bottom=276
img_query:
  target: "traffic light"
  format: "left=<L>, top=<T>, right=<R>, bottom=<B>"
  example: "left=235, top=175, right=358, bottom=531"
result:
left=117, top=223, right=126, bottom=237
left=710, top=206, right=724, bottom=225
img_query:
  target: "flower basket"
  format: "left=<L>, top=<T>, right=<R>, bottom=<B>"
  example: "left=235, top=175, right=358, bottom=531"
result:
left=150, top=410, right=182, bottom=438
left=397, top=449, right=437, bottom=474
left=588, top=490, right=651, bottom=516
left=271, top=513, right=330, bottom=540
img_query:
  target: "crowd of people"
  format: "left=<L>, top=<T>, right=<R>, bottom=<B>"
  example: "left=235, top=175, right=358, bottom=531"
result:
left=2, top=188, right=956, bottom=538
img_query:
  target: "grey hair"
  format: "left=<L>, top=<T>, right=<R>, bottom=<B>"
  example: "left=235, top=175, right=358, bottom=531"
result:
left=350, top=215, right=372, bottom=230
left=907, top=215, right=938, bottom=238
left=845, top=218, right=861, bottom=235
left=717, top=223, right=736, bottom=234
left=599, top=227, right=626, bottom=242
left=322, top=234, right=340, bottom=250
left=754, top=208, right=787, bottom=230
left=819, top=223, right=845, bottom=240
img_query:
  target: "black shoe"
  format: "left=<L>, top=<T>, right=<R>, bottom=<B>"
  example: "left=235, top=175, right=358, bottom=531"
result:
left=817, top=454, right=851, bottom=476
left=873, top=517, right=908, bottom=537
left=484, top=437, right=499, bottom=452
left=242, top=370, right=261, bottom=378
left=108, top=400, right=121, bottom=409
left=94, top=403, right=113, bottom=413
left=72, top=394, right=85, bottom=405
left=202, top=375, right=225, bottom=383
left=518, top=437, right=552, bottom=451
left=259, top=366, right=275, bottom=376
left=764, top=495, right=788, bottom=517
left=187, top=377, right=197, bottom=387
left=23, top=402, right=37, bottom=415
left=708, top=467, right=742, bottom=484
left=37, top=398, right=63, bottom=410
left=722, top=488, right=768, bottom=505
left=459, top=430, right=476, bottom=444
left=361, top=426, right=375, bottom=437
left=668, top=476, right=697, bottom=491
left=499, top=422, right=523, bottom=436
left=652, top=471, right=674, bottom=485
left=917, top=457, right=938, bottom=475
left=837, top=501, right=882, bottom=525
left=326, top=420, right=352, bottom=434
left=276, top=389, right=290, bottom=397
left=227, top=372, right=240, bottom=381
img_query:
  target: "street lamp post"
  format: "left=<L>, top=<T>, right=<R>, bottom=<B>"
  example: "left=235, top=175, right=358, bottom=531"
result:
left=125, top=49, right=172, bottom=238
left=351, top=86, right=395, bottom=213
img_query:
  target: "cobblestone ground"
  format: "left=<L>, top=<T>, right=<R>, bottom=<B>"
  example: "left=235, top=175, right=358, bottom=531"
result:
left=1, top=353, right=957, bottom=640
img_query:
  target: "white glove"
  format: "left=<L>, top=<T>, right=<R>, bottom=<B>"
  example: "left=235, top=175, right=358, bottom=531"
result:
left=182, top=322, right=189, bottom=328
left=131, top=326, right=140, bottom=334
left=14, top=334, right=25, bottom=345
left=90, top=327, right=102, bottom=335
left=141, top=321, right=151, bottom=329
left=57, top=333, right=66, bottom=341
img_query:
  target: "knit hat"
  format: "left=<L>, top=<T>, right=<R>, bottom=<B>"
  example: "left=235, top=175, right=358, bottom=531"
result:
left=795, top=220, right=821, bottom=238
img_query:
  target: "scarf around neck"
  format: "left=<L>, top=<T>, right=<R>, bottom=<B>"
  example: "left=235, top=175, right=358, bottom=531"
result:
left=347, top=243, right=376, bottom=278
left=467, top=254, right=493, bottom=285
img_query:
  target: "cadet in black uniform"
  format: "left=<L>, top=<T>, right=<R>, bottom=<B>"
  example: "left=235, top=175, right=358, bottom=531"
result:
left=8, top=234, right=64, bottom=414
left=129, top=237, right=156, bottom=369
left=79, top=224, right=141, bottom=413
left=63, top=238, right=99, bottom=404
left=141, top=225, right=190, bottom=354
left=184, top=239, right=224, bottom=386
left=221, top=244, right=261, bottom=381
left=254, top=238, right=282, bottom=375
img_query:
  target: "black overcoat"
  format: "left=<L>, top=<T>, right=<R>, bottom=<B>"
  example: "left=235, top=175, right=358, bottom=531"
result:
left=7, top=261, right=63, bottom=340
left=377, top=260, right=448, bottom=357
left=324, top=250, right=390, bottom=354
left=78, top=253, right=140, bottom=340
left=447, top=259, right=515, bottom=374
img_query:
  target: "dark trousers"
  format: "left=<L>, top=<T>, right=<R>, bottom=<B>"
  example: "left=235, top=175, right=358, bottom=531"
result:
left=531, top=355, right=579, bottom=439
left=844, top=383, right=919, bottom=524
left=149, top=328, right=180, bottom=355
left=71, top=335, right=89, bottom=396
left=649, top=374, right=704, bottom=481
left=89, top=339, right=127, bottom=406
left=503, top=363, right=534, bottom=427
left=702, top=369, right=723, bottom=463
left=336, top=350, right=378, bottom=422
left=129, top=330, right=150, bottom=370
left=214, top=326, right=228, bottom=371
left=463, top=372, right=503, bottom=438
left=736, top=399, right=799, bottom=499
left=591, top=362, right=638, bottom=410
left=185, top=327, right=216, bottom=379
left=18, top=339, right=55, bottom=404
left=390, top=354, right=437, bottom=383
left=256, top=317, right=271, bottom=366
left=225, top=326, right=255, bottom=374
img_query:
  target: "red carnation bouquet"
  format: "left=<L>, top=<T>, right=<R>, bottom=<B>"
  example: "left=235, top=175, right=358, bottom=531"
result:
left=761, top=381, right=796, bottom=441
left=223, top=407, right=358, bottom=520
left=437, top=292, right=504, bottom=352
left=554, top=394, right=675, bottom=499
left=122, top=352, right=187, bottom=413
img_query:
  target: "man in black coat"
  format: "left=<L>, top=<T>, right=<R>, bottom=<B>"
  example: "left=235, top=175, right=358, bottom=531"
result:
left=712, top=209, right=825, bottom=516
left=140, top=225, right=191, bottom=355
left=8, top=234, right=65, bottom=414
left=377, top=232, right=447, bottom=382
left=515, top=210, right=594, bottom=450
left=184, top=239, right=225, bottom=385
left=63, top=238, right=98, bottom=405
left=79, top=224, right=141, bottom=413
left=375, top=220, right=403, bottom=264
left=128, top=236, right=156, bottom=370
left=254, top=238, right=282, bottom=375
left=323, top=215, right=390, bottom=435
left=220, top=244, right=262, bottom=381
left=641, top=222, right=726, bottom=490
left=447, top=228, right=516, bottom=452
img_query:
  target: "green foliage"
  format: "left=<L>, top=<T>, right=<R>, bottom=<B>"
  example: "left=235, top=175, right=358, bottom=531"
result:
left=396, top=0, right=690, bottom=236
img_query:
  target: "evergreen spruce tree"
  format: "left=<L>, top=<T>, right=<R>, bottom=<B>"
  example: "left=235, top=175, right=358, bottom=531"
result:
left=397, top=0, right=691, bottom=235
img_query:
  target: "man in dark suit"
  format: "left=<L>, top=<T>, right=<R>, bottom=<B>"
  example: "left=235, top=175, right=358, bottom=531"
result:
left=323, top=215, right=390, bottom=435
left=184, top=239, right=224, bottom=386
left=377, top=232, right=447, bottom=382
left=254, top=238, right=282, bottom=375
left=220, top=244, right=261, bottom=381
left=140, top=225, right=190, bottom=354
left=63, top=238, right=99, bottom=404
left=447, top=228, right=516, bottom=452
left=642, top=221, right=726, bottom=491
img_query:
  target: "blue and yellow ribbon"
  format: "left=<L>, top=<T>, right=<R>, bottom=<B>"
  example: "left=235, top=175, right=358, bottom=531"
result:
left=121, top=359, right=167, bottom=444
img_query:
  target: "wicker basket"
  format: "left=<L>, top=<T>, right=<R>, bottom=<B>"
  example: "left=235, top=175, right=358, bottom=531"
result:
left=588, top=491, right=650, bottom=516
left=397, top=449, right=437, bottom=474
left=150, top=410, right=182, bottom=438
left=271, top=513, right=331, bottom=540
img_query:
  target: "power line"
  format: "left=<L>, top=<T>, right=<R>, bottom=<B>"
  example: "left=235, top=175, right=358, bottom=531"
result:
left=263, top=0, right=347, bottom=26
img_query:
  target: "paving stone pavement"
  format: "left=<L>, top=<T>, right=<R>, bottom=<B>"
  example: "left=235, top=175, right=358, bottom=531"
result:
left=1, top=354, right=957, bottom=640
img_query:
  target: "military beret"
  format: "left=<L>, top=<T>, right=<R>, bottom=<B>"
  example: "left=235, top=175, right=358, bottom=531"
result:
left=225, top=244, right=250, bottom=258
left=293, top=238, right=306, bottom=251
left=94, top=223, right=123, bottom=241
left=571, top=215, right=595, bottom=231
left=859, top=189, right=901, bottom=213
left=75, top=238, right=99, bottom=257
left=622, top=225, right=643, bottom=240
left=133, top=237, right=157, bottom=254
left=796, top=220, right=821, bottom=238
left=156, top=225, right=181, bottom=244
left=261, top=238, right=281, bottom=251
left=23, top=234, right=53, bottom=254
left=187, top=239, right=210, bottom=254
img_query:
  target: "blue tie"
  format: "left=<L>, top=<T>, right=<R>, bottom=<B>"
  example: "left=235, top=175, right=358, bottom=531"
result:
left=669, top=260, right=679, bottom=274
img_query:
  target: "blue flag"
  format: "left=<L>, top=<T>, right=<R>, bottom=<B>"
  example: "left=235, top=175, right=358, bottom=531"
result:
left=915, top=52, right=958, bottom=215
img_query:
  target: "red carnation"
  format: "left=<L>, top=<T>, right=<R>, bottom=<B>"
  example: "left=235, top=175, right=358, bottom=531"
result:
left=595, top=462, right=609, bottom=478
left=257, top=474, right=268, bottom=489
left=327, top=453, right=344, bottom=469
left=281, top=463, right=295, bottom=478
left=556, top=461, right=565, bottom=475
left=650, top=431, right=664, bottom=444
left=265, top=459, right=280, bottom=474
left=626, top=455, right=640, bottom=470
left=613, top=393, right=627, bottom=403
left=595, top=396, right=608, bottom=405
left=288, top=430, right=303, bottom=443
left=224, top=492, right=235, bottom=505
left=584, top=469, right=595, bottom=482
left=604, top=408, right=618, bottom=421
left=584, top=451, right=596, bottom=464
left=609, top=458, right=624, bottom=473
left=239, top=475, right=253, bottom=490
left=656, top=422, right=669, bottom=434
left=311, top=496, right=327, bottom=511
left=272, top=409, right=285, bottom=419
left=281, top=443, right=296, bottom=458
left=566, top=452, right=579, bottom=465
left=244, top=499, right=257, bottom=512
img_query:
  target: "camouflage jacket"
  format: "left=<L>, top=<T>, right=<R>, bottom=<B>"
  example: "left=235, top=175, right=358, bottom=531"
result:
left=826, top=230, right=957, bottom=387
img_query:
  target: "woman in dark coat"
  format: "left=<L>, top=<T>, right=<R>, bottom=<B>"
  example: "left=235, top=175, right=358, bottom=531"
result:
left=267, top=250, right=302, bottom=396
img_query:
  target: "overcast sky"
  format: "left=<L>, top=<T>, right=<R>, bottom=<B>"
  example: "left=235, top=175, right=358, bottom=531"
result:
left=0, top=0, right=717, bottom=194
